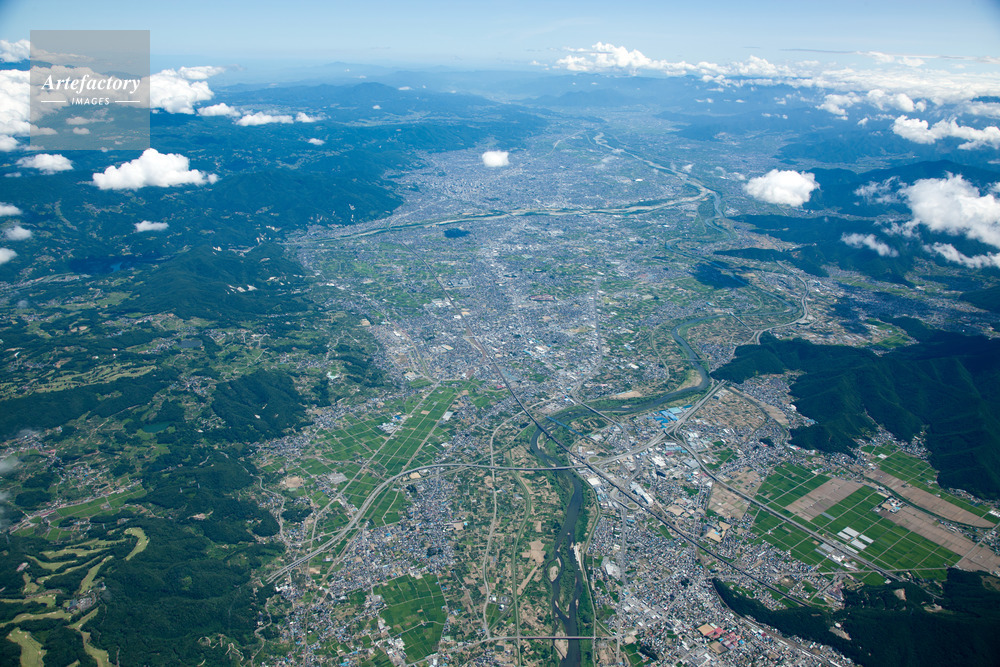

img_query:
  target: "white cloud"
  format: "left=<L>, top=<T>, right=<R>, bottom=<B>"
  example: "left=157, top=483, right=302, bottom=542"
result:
left=855, top=177, right=900, bottom=204
left=233, top=111, right=320, bottom=126
left=0, top=203, right=22, bottom=216
left=0, top=39, right=29, bottom=63
left=865, top=51, right=897, bottom=65
left=892, top=117, right=941, bottom=144
left=176, top=66, right=225, bottom=81
left=481, top=150, right=510, bottom=168
left=0, top=68, right=29, bottom=139
left=733, top=56, right=785, bottom=76
left=236, top=112, right=294, bottom=126
left=925, top=242, right=1000, bottom=269
left=307, top=138, right=325, bottom=146
left=16, top=153, right=72, bottom=174
left=0, top=455, right=19, bottom=474
left=295, top=112, right=321, bottom=123
left=863, top=52, right=924, bottom=68
left=965, top=102, right=1000, bottom=119
left=0, top=248, right=15, bottom=265
left=555, top=42, right=1000, bottom=111
left=743, top=169, right=818, bottom=207
left=150, top=67, right=220, bottom=114
left=818, top=93, right=860, bottom=117
left=866, top=90, right=924, bottom=113
left=556, top=43, right=796, bottom=79
left=801, top=66, right=1000, bottom=107
left=4, top=224, right=31, bottom=240
left=841, top=232, right=898, bottom=257
left=134, top=220, right=169, bottom=232
left=558, top=42, right=664, bottom=73
left=92, top=148, right=218, bottom=190
left=72, top=127, right=90, bottom=135
left=892, top=116, right=1000, bottom=149
left=0, top=135, right=17, bottom=151
left=197, top=102, right=239, bottom=117
left=902, top=175, right=1000, bottom=250
left=681, top=163, right=693, bottom=173
left=816, top=89, right=923, bottom=118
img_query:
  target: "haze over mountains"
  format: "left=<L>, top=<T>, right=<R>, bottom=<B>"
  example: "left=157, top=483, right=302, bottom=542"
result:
left=2, top=14, right=1000, bottom=666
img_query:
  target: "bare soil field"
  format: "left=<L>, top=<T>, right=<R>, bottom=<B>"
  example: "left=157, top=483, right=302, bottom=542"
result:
left=785, top=478, right=864, bottom=521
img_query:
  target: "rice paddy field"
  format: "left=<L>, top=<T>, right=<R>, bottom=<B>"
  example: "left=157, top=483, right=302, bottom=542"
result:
left=374, top=574, right=447, bottom=662
left=862, top=446, right=996, bottom=521
left=270, top=384, right=462, bottom=535
left=753, top=461, right=962, bottom=581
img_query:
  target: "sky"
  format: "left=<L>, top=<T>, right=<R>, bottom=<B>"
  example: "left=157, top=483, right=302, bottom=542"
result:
left=1, top=0, right=999, bottom=68
left=3, top=1, right=1000, bottom=269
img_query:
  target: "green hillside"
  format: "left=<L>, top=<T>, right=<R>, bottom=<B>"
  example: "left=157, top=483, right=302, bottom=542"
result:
left=713, top=324, right=1000, bottom=497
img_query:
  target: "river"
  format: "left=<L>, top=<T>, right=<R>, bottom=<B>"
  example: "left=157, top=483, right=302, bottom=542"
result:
left=525, top=308, right=719, bottom=666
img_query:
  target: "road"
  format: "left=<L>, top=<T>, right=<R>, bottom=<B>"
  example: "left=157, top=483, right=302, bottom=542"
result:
left=269, top=126, right=871, bottom=663
left=675, top=438, right=900, bottom=583
left=464, top=315, right=820, bottom=613
left=265, top=461, right=588, bottom=584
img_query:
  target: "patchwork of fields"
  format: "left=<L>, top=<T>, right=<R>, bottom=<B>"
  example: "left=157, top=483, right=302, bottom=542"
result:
left=752, top=460, right=973, bottom=584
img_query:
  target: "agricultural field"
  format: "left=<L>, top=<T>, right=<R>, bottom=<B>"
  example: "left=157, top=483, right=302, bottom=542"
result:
left=6, top=32, right=1000, bottom=666
left=804, top=487, right=959, bottom=575
left=374, top=574, right=447, bottom=663
left=753, top=462, right=963, bottom=580
left=755, top=462, right=831, bottom=512
left=265, top=382, right=472, bottom=581
left=752, top=510, right=831, bottom=571
left=863, top=447, right=997, bottom=521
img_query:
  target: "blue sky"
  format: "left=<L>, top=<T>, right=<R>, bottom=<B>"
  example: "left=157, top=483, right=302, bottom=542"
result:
left=2, top=0, right=1000, bottom=68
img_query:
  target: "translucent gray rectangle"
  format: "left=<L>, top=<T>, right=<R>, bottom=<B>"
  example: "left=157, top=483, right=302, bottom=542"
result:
left=30, top=30, right=149, bottom=150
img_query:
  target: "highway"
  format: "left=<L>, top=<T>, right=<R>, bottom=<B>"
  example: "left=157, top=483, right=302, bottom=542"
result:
left=464, top=318, right=820, bottom=613
left=268, top=127, right=872, bottom=661
left=674, top=438, right=900, bottom=583
left=264, top=461, right=589, bottom=584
